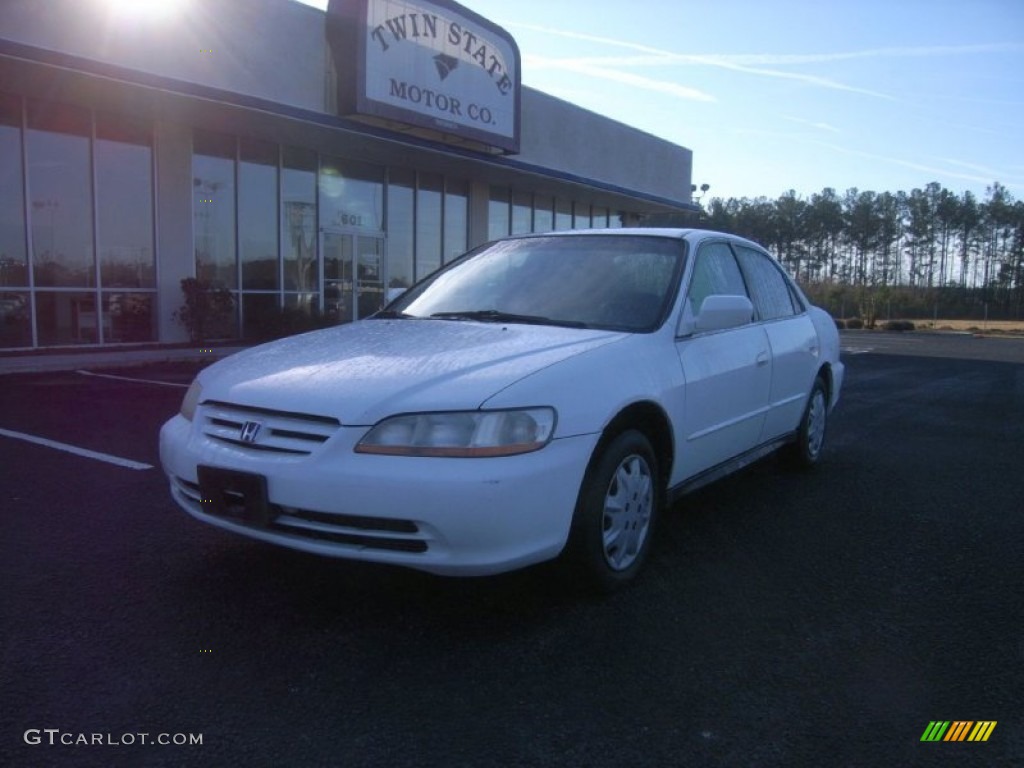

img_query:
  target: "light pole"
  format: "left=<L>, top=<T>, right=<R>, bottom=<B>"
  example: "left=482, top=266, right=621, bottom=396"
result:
left=690, top=184, right=711, bottom=225
left=690, top=183, right=711, bottom=207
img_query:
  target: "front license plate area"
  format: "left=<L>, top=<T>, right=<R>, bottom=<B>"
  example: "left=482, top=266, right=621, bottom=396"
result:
left=197, top=466, right=271, bottom=527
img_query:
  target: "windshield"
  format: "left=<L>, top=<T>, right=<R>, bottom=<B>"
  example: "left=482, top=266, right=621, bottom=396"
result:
left=383, top=235, right=687, bottom=332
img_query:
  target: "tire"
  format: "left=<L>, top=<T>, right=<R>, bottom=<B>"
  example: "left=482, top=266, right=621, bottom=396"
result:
left=566, top=429, right=662, bottom=591
left=787, top=377, right=828, bottom=469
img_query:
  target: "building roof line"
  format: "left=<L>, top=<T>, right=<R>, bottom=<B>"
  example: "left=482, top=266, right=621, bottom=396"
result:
left=0, top=38, right=697, bottom=213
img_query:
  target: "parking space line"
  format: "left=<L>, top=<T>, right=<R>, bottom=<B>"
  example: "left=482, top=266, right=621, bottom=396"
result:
left=76, top=370, right=189, bottom=388
left=0, top=427, right=154, bottom=470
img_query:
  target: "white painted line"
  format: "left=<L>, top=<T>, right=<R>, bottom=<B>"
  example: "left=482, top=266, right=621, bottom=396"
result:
left=0, top=427, right=154, bottom=470
left=76, top=369, right=189, bottom=388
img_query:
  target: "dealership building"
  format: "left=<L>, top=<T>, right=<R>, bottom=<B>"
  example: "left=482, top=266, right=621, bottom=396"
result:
left=0, top=0, right=695, bottom=350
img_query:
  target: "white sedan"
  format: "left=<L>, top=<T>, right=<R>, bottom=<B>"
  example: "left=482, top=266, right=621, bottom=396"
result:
left=160, top=229, right=844, bottom=589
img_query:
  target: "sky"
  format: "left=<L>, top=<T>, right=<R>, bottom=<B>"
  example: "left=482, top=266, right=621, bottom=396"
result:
left=294, top=0, right=1024, bottom=203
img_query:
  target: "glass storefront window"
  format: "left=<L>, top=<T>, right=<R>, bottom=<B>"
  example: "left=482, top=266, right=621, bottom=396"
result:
left=511, top=191, right=532, bottom=235
left=356, top=236, right=384, bottom=319
left=386, top=169, right=414, bottom=290
left=36, top=291, right=99, bottom=345
left=97, top=115, right=154, bottom=289
left=240, top=139, right=279, bottom=290
left=0, top=95, right=27, bottom=289
left=322, top=230, right=349, bottom=324
left=101, top=292, right=153, bottom=343
left=284, top=292, right=319, bottom=318
left=319, top=156, right=383, bottom=232
left=534, top=196, right=554, bottom=234
left=0, top=291, right=31, bottom=348
left=573, top=204, right=591, bottom=229
left=488, top=186, right=510, bottom=240
left=242, top=293, right=280, bottom=340
left=3, top=99, right=663, bottom=349
left=555, top=199, right=573, bottom=231
left=416, top=173, right=442, bottom=279
left=27, top=102, right=94, bottom=288
left=443, top=179, right=468, bottom=263
left=193, top=131, right=236, bottom=289
left=282, top=147, right=317, bottom=293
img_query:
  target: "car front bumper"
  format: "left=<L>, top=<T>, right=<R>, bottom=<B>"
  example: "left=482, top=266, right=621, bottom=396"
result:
left=159, top=414, right=599, bottom=576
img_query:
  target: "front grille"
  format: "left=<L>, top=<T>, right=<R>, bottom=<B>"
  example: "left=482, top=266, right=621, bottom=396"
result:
left=200, top=401, right=340, bottom=456
left=173, top=477, right=428, bottom=554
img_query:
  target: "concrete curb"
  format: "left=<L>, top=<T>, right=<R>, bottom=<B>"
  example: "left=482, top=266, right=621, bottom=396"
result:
left=0, top=346, right=248, bottom=375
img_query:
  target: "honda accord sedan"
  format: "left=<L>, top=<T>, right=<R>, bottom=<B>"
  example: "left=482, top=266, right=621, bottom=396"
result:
left=160, top=229, right=844, bottom=589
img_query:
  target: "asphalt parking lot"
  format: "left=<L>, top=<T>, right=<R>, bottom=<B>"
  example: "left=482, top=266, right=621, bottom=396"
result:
left=1, top=332, right=1022, bottom=767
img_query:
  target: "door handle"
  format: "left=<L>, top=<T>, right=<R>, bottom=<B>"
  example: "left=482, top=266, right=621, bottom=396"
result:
left=756, top=350, right=770, bottom=367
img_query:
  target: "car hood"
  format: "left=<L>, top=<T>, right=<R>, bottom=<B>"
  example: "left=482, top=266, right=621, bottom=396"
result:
left=199, top=319, right=626, bottom=424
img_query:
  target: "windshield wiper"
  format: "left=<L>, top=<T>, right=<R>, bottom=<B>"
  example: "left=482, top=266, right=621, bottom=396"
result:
left=430, top=310, right=587, bottom=328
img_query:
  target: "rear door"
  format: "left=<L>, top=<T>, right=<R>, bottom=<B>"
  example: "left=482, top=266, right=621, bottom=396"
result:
left=732, top=245, right=820, bottom=441
left=673, top=241, right=771, bottom=482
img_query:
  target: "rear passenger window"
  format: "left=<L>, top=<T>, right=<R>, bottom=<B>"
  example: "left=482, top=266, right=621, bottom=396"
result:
left=733, top=246, right=798, bottom=321
left=687, top=243, right=748, bottom=315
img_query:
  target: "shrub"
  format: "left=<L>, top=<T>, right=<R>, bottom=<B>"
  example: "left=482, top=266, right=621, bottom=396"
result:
left=883, top=320, right=915, bottom=332
left=834, top=318, right=846, bottom=330
left=248, top=305, right=334, bottom=341
left=173, top=278, right=235, bottom=343
left=845, top=317, right=864, bottom=330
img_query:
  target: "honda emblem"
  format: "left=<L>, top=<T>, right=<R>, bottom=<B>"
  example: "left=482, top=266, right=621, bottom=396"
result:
left=239, top=421, right=263, bottom=444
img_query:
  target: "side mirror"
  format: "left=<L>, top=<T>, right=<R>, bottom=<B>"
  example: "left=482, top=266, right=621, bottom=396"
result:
left=693, top=294, right=754, bottom=333
left=385, top=287, right=407, bottom=304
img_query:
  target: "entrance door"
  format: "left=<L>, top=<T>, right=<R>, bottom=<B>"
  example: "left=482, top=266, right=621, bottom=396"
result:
left=322, top=231, right=385, bottom=324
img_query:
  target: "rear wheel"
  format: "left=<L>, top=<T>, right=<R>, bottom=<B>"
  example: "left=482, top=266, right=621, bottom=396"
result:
left=787, top=377, right=828, bottom=468
left=567, top=429, right=661, bottom=591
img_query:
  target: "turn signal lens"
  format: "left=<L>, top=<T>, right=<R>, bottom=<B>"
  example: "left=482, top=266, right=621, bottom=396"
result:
left=180, top=380, right=203, bottom=422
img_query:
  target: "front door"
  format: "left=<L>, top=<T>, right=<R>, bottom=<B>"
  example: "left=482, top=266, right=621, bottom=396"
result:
left=674, top=325, right=772, bottom=480
left=322, top=231, right=385, bottom=324
left=671, top=241, right=772, bottom=482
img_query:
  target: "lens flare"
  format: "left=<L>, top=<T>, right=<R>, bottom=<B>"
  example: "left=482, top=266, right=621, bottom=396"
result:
left=105, top=0, right=184, bottom=20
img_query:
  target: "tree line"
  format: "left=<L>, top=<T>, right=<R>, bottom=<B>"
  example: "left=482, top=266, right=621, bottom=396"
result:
left=663, top=181, right=1024, bottom=320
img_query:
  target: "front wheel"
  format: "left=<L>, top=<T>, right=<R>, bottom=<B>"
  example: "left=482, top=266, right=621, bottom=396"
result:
left=787, top=377, right=828, bottom=468
left=566, top=429, right=661, bottom=591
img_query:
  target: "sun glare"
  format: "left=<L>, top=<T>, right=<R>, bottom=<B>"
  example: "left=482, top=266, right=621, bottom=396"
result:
left=105, top=0, right=185, bottom=20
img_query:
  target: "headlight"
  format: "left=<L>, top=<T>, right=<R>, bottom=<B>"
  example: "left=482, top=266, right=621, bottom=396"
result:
left=180, top=379, right=203, bottom=421
left=355, top=408, right=556, bottom=457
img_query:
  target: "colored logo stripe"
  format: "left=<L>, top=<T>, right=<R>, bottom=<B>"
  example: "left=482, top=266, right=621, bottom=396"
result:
left=921, top=721, right=949, bottom=741
left=921, top=720, right=997, bottom=742
left=968, top=721, right=997, bottom=742
left=944, top=721, right=973, bottom=741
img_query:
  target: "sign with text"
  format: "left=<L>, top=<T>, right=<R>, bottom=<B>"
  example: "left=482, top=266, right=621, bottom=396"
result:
left=330, top=0, right=520, bottom=153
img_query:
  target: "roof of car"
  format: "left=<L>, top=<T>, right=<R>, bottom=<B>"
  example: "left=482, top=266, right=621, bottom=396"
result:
left=537, top=227, right=695, bottom=238
left=519, top=228, right=768, bottom=251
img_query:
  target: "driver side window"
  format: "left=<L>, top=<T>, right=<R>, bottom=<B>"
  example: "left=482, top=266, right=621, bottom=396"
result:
left=685, top=242, right=749, bottom=320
